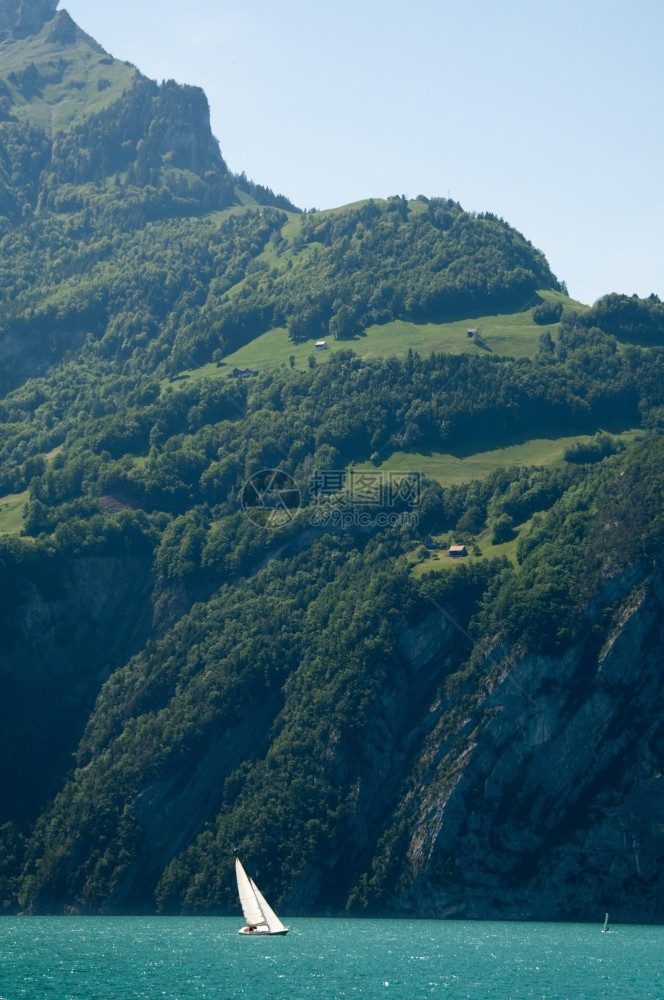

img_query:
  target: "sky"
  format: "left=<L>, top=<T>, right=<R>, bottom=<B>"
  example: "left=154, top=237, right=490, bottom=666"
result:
left=59, top=0, right=663, bottom=306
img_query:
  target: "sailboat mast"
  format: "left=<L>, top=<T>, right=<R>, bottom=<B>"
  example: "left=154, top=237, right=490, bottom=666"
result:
left=235, top=856, right=289, bottom=935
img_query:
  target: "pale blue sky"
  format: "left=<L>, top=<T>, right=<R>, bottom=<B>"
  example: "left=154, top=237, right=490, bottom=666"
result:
left=60, top=0, right=663, bottom=306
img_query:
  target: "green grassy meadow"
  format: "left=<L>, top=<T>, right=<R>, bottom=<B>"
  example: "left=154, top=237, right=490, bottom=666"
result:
left=0, top=450, right=62, bottom=535
left=158, top=286, right=629, bottom=564
left=1, top=26, right=138, bottom=133
left=171, top=288, right=588, bottom=391
left=376, top=425, right=642, bottom=575
left=356, top=427, right=642, bottom=488
left=409, top=524, right=527, bottom=576
left=220, top=306, right=551, bottom=368
left=0, top=491, right=28, bottom=536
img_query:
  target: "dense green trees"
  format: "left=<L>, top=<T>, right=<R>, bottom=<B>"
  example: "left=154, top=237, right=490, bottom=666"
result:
left=532, top=299, right=563, bottom=325
left=215, top=197, right=560, bottom=351
left=2, top=15, right=664, bottom=916
left=0, top=309, right=661, bottom=532
left=582, top=292, right=664, bottom=345
left=0, top=177, right=563, bottom=393
left=12, top=430, right=664, bottom=914
left=3, top=263, right=664, bottom=918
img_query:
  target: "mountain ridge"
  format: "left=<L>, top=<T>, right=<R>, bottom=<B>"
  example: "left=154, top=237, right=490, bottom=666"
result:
left=0, top=0, right=58, bottom=39
left=1, top=5, right=664, bottom=922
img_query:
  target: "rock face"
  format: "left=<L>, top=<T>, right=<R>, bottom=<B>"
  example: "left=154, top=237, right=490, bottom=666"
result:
left=3, top=531, right=664, bottom=920
left=0, top=0, right=58, bottom=37
left=378, top=558, right=664, bottom=923
left=0, top=552, right=155, bottom=825
left=145, top=555, right=664, bottom=924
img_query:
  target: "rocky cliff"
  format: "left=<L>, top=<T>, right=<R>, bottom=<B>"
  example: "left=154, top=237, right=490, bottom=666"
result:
left=86, top=548, right=664, bottom=923
left=373, top=557, right=664, bottom=923
left=0, top=550, right=155, bottom=826
left=0, top=0, right=58, bottom=38
left=3, top=487, right=664, bottom=922
left=0, top=4, right=235, bottom=391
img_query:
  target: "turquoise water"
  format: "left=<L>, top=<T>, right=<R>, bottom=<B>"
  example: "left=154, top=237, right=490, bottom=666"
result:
left=0, top=917, right=662, bottom=1000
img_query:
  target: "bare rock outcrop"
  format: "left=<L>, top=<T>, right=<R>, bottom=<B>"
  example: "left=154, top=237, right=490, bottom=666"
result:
left=0, top=0, right=58, bottom=38
left=383, top=558, right=664, bottom=923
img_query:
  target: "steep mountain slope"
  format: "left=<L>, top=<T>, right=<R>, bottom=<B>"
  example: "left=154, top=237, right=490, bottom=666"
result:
left=0, top=7, right=230, bottom=224
left=1, top=2, right=664, bottom=922
left=7, top=437, right=664, bottom=920
left=0, top=1, right=295, bottom=390
left=365, top=557, right=664, bottom=923
left=0, top=0, right=58, bottom=39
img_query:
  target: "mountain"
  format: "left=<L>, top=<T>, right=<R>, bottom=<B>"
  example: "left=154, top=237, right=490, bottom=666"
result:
left=1, top=4, right=664, bottom=921
left=0, top=0, right=58, bottom=38
left=0, top=5, right=220, bottom=221
left=0, top=1, right=299, bottom=392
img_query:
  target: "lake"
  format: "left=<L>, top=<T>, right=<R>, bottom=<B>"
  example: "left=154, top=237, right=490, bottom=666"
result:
left=0, top=916, right=662, bottom=999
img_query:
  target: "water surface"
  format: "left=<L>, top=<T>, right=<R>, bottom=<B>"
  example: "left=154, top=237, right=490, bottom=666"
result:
left=0, top=916, right=662, bottom=999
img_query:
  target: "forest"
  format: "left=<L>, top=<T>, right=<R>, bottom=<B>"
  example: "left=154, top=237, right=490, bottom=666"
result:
left=1, top=4, right=664, bottom=921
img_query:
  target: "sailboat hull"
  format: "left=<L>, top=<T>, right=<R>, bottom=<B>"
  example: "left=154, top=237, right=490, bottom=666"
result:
left=238, top=926, right=289, bottom=936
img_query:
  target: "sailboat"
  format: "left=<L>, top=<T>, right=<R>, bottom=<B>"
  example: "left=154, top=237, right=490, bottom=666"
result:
left=235, top=857, right=289, bottom=935
left=602, top=912, right=610, bottom=933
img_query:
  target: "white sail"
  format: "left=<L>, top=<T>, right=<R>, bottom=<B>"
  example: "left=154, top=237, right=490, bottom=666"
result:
left=236, top=858, right=264, bottom=927
left=251, top=879, right=288, bottom=934
left=235, top=857, right=289, bottom=935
